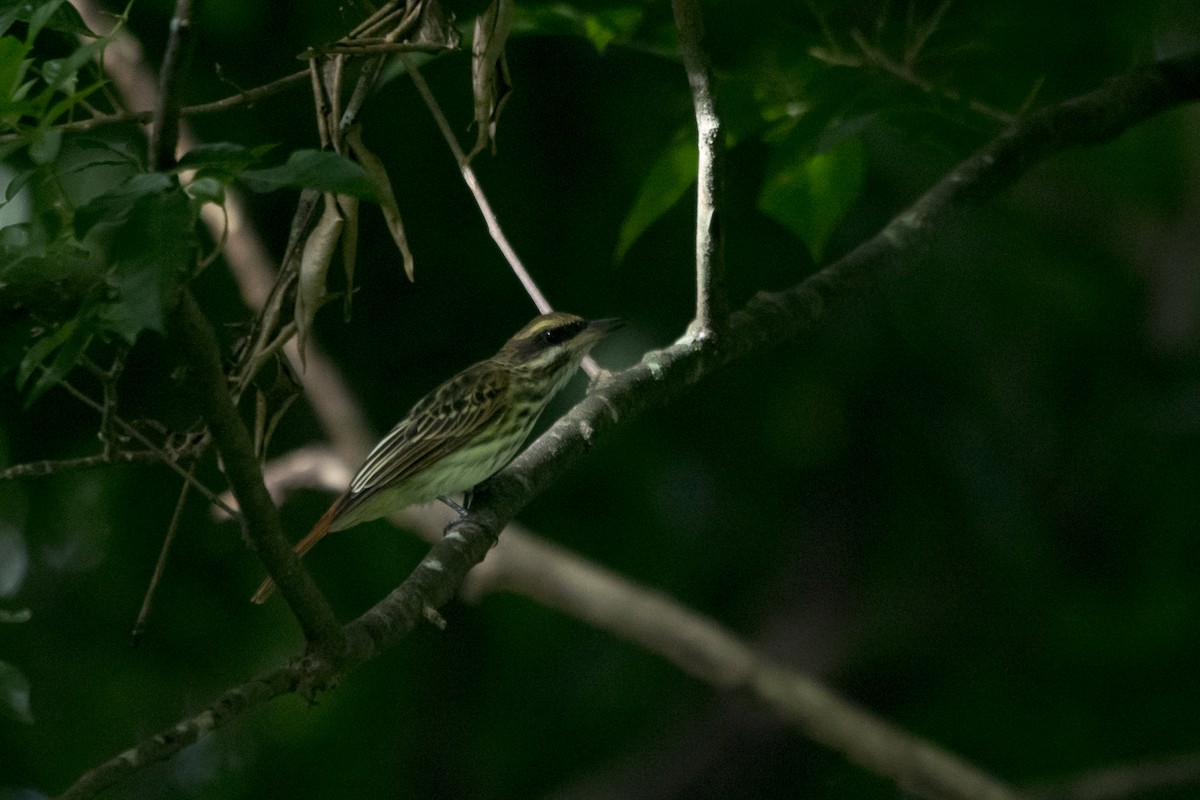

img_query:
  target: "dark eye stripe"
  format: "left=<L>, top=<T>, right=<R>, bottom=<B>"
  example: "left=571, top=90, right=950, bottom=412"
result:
left=539, top=320, right=585, bottom=346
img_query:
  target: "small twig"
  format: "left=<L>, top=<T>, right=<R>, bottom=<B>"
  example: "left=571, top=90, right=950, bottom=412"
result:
left=82, top=352, right=127, bottom=459
left=400, top=54, right=552, bottom=315
left=308, top=57, right=333, bottom=149
left=0, top=449, right=195, bottom=479
left=404, top=53, right=609, bottom=379
left=348, top=0, right=422, bottom=41
left=340, top=56, right=384, bottom=131
left=182, top=68, right=310, bottom=116
left=0, top=69, right=309, bottom=144
left=904, top=0, right=955, bottom=65
left=847, top=27, right=1016, bottom=125
left=54, top=378, right=235, bottom=517
left=671, top=0, right=728, bottom=341
left=398, top=52, right=602, bottom=372
left=310, top=40, right=452, bottom=58
left=131, top=465, right=195, bottom=644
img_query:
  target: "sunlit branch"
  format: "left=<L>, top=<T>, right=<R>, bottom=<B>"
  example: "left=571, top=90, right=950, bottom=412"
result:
left=671, top=0, right=728, bottom=340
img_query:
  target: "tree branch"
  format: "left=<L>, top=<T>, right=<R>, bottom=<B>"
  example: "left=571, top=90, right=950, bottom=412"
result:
left=0, top=448, right=195, bottom=479
left=672, top=0, right=728, bottom=340
left=332, top=42, right=1200, bottom=778
left=54, top=48, right=1200, bottom=800
left=466, top=534, right=1022, bottom=800
left=1026, top=751, right=1200, bottom=800
left=147, top=0, right=197, bottom=170
left=55, top=665, right=302, bottom=800
left=166, top=292, right=345, bottom=655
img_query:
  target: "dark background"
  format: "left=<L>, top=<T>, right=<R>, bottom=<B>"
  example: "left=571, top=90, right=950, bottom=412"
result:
left=2, top=1, right=1199, bottom=798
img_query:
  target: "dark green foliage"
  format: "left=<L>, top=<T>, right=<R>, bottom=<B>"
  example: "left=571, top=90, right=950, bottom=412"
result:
left=2, top=1, right=1199, bottom=799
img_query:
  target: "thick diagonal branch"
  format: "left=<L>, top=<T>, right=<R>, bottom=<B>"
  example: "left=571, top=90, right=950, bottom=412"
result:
left=167, top=292, right=345, bottom=653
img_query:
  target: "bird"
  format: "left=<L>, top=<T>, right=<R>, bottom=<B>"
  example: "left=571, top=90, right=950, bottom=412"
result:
left=252, top=311, right=625, bottom=603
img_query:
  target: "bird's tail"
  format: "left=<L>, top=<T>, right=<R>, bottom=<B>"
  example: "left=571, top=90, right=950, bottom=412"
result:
left=250, top=496, right=345, bottom=604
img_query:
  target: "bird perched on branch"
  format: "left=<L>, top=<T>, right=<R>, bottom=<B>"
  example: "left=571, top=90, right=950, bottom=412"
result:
left=252, top=311, right=625, bottom=603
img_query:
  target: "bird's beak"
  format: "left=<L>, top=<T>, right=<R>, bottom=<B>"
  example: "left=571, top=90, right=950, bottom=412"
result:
left=583, top=317, right=627, bottom=343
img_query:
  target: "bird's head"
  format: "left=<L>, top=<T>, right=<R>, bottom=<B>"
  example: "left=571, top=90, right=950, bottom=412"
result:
left=497, top=312, right=625, bottom=374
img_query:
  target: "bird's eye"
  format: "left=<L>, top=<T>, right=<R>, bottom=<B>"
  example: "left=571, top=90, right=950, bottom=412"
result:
left=539, top=321, right=584, bottom=346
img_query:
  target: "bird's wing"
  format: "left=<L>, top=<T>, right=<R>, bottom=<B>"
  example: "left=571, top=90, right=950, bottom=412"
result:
left=346, top=364, right=508, bottom=497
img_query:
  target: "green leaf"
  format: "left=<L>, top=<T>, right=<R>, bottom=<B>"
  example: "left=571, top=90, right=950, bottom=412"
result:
left=0, top=34, right=29, bottom=98
left=0, top=607, right=31, bottom=623
left=176, top=141, right=274, bottom=174
left=0, top=658, right=32, bottom=723
left=758, top=133, right=866, bottom=262
left=26, top=124, right=59, bottom=164
left=16, top=315, right=74, bottom=387
left=24, top=0, right=65, bottom=42
left=513, top=5, right=643, bottom=51
left=37, top=37, right=108, bottom=112
left=101, top=186, right=194, bottom=339
left=185, top=175, right=225, bottom=205
left=0, top=524, right=26, bottom=596
left=615, top=135, right=697, bottom=263
left=3, top=165, right=33, bottom=202
left=73, top=172, right=173, bottom=239
left=99, top=266, right=166, bottom=342
left=239, top=149, right=378, bottom=200
left=0, top=0, right=94, bottom=37
left=25, top=322, right=92, bottom=403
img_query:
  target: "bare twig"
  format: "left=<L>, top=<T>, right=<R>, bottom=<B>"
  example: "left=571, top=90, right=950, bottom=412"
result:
left=398, top=59, right=558, bottom=303
left=347, top=0, right=422, bottom=41
left=671, top=0, right=728, bottom=340
left=847, top=28, right=1016, bottom=125
left=131, top=465, right=195, bottom=644
left=0, top=448, right=197, bottom=479
left=54, top=378, right=233, bottom=516
left=0, top=69, right=309, bottom=143
left=904, top=0, right=955, bottom=64
left=398, top=54, right=604, bottom=375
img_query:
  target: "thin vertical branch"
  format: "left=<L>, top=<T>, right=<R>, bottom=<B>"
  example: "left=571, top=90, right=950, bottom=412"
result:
left=148, top=0, right=197, bottom=170
left=671, top=0, right=728, bottom=341
left=399, top=55, right=552, bottom=315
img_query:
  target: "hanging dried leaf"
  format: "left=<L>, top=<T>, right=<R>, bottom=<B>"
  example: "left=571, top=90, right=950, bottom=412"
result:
left=410, top=0, right=461, bottom=49
left=335, top=192, right=360, bottom=320
left=252, top=350, right=302, bottom=461
left=294, top=192, right=344, bottom=367
left=468, top=0, right=514, bottom=161
left=346, top=124, right=415, bottom=281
